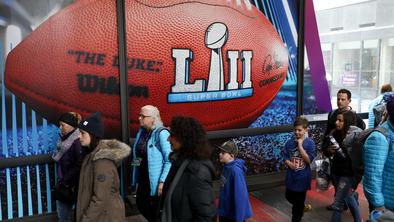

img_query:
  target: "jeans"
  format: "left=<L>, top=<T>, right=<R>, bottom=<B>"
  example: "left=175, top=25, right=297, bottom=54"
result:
left=330, top=175, right=362, bottom=222
left=56, top=200, right=74, bottom=222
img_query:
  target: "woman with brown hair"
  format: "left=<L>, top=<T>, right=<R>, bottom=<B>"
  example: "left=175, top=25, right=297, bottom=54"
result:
left=76, top=112, right=130, bottom=222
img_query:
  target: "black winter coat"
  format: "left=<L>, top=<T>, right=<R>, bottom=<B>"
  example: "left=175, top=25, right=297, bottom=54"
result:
left=322, top=130, right=353, bottom=177
left=161, top=156, right=216, bottom=222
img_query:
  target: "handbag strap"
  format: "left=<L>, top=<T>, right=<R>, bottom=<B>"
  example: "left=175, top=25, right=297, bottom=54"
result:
left=161, top=159, right=190, bottom=222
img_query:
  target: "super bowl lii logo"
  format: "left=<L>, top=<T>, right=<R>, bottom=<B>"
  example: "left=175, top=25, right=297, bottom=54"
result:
left=168, top=22, right=253, bottom=103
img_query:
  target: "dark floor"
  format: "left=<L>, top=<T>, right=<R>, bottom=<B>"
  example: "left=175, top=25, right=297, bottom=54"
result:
left=126, top=180, right=370, bottom=222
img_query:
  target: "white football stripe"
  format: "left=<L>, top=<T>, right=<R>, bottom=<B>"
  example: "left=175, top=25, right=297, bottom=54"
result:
left=244, top=0, right=252, bottom=10
left=282, top=0, right=298, bottom=47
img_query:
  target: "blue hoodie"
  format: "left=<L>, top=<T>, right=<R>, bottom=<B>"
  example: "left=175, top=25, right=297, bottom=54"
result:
left=218, top=159, right=253, bottom=221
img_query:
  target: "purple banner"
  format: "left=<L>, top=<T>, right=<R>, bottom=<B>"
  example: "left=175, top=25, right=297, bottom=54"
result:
left=305, top=0, right=332, bottom=112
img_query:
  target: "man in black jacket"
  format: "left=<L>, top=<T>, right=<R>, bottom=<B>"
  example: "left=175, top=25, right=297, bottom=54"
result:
left=324, top=88, right=366, bottom=136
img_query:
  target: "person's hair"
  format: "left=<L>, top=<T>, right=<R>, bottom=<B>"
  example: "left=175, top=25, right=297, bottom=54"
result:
left=141, top=105, right=163, bottom=128
left=381, top=84, right=393, bottom=94
left=336, top=110, right=356, bottom=138
left=337, top=89, right=351, bottom=100
left=69, top=111, right=82, bottom=124
left=170, top=116, right=212, bottom=160
left=87, top=133, right=101, bottom=152
left=293, top=116, right=308, bottom=129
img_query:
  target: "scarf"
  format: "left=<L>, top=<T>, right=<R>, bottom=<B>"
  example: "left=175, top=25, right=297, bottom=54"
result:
left=52, top=129, right=80, bottom=161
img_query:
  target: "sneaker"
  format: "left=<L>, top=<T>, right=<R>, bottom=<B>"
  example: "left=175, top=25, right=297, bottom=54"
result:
left=326, top=204, right=348, bottom=211
left=304, top=204, right=312, bottom=212
left=326, top=204, right=334, bottom=211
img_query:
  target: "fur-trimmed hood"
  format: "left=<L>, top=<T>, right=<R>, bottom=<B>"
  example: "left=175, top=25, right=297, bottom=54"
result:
left=92, top=139, right=131, bottom=166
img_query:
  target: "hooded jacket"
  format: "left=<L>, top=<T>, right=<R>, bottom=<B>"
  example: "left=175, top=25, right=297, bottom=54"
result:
left=76, top=139, right=131, bottom=222
left=363, top=119, right=394, bottom=210
left=218, top=159, right=252, bottom=221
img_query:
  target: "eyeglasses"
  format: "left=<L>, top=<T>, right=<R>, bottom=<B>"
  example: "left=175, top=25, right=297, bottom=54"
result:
left=139, top=114, right=151, bottom=119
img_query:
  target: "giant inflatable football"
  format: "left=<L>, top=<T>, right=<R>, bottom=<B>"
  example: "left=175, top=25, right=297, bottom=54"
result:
left=5, top=0, right=288, bottom=136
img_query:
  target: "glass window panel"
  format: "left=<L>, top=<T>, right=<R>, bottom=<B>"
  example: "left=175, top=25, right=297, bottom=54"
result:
left=380, top=38, right=394, bottom=88
left=389, top=38, right=394, bottom=46
left=321, top=43, right=332, bottom=51
left=364, top=39, right=378, bottom=48
left=338, top=41, right=361, bottom=50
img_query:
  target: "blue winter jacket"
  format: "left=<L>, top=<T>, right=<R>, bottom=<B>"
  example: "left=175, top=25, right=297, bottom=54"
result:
left=218, top=159, right=252, bottom=221
left=363, top=119, right=394, bottom=210
left=132, top=126, right=172, bottom=196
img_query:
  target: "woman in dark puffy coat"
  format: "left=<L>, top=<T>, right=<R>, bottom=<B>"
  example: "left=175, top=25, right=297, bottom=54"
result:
left=52, top=112, right=83, bottom=222
left=159, top=116, right=216, bottom=222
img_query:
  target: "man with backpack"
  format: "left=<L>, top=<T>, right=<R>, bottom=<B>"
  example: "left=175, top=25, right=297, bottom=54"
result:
left=132, top=105, right=172, bottom=222
left=368, top=84, right=392, bottom=128
left=363, top=93, right=394, bottom=221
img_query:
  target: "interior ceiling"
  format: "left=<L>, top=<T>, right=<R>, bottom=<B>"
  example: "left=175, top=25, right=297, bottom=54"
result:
left=0, top=0, right=73, bottom=29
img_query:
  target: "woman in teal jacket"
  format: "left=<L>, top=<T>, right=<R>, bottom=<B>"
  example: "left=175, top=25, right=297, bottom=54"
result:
left=132, top=105, right=172, bottom=222
left=363, top=93, right=394, bottom=220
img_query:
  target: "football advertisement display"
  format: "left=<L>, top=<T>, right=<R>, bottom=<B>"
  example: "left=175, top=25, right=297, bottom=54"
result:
left=4, top=0, right=288, bottom=136
left=0, top=0, right=301, bottom=219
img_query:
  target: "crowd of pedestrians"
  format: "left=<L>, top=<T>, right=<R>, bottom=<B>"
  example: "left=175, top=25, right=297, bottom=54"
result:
left=49, top=85, right=394, bottom=222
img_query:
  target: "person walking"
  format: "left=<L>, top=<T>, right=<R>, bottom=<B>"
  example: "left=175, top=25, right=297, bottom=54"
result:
left=76, top=112, right=130, bottom=222
left=364, top=93, right=394, bottom=221
left=132, top=105, right=172, bottom=222
left=53, top=112, right=84, bottom=222
left=217, top=140, right=253, bottom=222
left=159, top=116, right=216, bottom=222
left=284, top=117, right=316, bottom=222
left=323, top=111, right=362, bottom=222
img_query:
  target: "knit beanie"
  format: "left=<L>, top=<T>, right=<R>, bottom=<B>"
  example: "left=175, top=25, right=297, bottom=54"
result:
left=58, top=112, right=78, bottom=128
left=78, top=112, right=104, bottom=138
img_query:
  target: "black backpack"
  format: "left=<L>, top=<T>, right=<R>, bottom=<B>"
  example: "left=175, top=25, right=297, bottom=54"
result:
left=372, top=101, right=386, bottom=127
left=350, top=127, right=387, bottom=186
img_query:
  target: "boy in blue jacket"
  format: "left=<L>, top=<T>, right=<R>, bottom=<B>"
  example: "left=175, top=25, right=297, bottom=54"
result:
left=284, top=117, right=316, bottom=222
left=217, top=140, right=252, bottom=222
